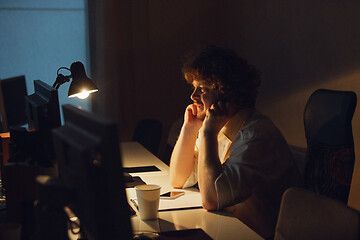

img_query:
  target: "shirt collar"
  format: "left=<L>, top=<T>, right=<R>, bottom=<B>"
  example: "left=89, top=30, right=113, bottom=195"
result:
left=221, top=108, right=255, bottom=141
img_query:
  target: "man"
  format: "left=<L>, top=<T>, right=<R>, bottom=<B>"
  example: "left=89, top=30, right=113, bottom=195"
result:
left=169, top=45, right=300, bottom=238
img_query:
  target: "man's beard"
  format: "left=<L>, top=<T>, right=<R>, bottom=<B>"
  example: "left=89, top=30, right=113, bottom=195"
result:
left=195, top=104, right=206, bottom=121
left=196, top=111, right=206, bottom=121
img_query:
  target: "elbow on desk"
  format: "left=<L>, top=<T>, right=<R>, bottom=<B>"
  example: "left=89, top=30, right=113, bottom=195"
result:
left=170, top=173, right=186, bottom=189
left=170, top=179, right=184, bottom=189
left=202, top=200, right=217, bottom=211
left=170, top=171, right=181, bottom=188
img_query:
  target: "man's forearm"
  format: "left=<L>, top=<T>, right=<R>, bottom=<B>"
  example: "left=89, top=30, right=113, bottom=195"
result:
left=170, top=125, right=199, bottom=188
left=198, top=131, right=222, bottom=210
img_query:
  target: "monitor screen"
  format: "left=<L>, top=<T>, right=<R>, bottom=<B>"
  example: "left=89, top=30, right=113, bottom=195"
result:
left=0, top=75, right=28, bottom=131
left=24, top=80, right=61, bottom=167
left=52, top=104, right=133, bottom=240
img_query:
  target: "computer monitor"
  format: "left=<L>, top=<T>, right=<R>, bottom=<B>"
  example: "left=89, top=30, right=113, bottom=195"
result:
left=0, top=75, right=28, bottom=131
left=25, top=80, right=61, bottom=132
left=52, top=104, right=133, bottom=240
left=24, top=80, right=61, bottom=167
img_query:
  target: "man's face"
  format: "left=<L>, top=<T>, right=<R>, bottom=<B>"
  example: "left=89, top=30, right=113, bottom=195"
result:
left=190, top=79, right=221, bottom=120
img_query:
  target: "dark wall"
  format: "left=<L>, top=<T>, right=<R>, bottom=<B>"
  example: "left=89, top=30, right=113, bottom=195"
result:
left=89, top=0, right=227, bottom=155
left=224, top=1, right=360, bottom=208
left=130, top=1, right=227, bottom=135
left=88, top=0, right=360, bottom=209
left=227, top=1, right=360, bottom=147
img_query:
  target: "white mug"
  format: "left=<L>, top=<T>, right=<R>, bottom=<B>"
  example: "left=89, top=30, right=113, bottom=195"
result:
left=135, top=184, right=161, bottom=220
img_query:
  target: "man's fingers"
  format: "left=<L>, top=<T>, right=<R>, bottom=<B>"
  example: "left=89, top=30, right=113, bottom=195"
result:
left=191, top=104, right=198, bottom=116
left=186, top=104, right=197, bottom=116
left=209, top=101, right=228, bottom=116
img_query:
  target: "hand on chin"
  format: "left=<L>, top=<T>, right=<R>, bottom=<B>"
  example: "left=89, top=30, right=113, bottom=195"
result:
left=184, top=104, right=204, bottom=130
left=202, top=101, right=230, bottom=135
left=195, top=104, right=206, bottom=121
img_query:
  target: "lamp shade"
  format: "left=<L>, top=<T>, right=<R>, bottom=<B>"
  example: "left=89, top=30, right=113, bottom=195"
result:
left=68, top=61, right=98, bottom=99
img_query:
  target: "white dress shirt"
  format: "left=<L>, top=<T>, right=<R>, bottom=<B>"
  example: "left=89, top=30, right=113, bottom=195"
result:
left=183, top=109, right=300, bottom=238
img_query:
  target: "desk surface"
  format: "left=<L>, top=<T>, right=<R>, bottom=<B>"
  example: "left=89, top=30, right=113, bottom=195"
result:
left=121, top=142, right=263, bottom=240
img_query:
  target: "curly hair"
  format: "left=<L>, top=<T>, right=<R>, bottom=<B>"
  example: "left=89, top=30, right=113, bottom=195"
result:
left=182, top=45, right=261, bottom=108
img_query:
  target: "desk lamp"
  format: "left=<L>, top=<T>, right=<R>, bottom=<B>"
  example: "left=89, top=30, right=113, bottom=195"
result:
left=52, top=61, right=98, bottom=99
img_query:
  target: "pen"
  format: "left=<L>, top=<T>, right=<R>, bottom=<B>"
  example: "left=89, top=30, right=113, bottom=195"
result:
left=130, top=199, right=139, bottom=211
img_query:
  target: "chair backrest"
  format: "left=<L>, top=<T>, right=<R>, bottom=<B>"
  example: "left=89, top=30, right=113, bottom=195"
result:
left=132, top=118, right=163, bottom=156
left=274, top=187, right=360, bottom=240
left=303, top=89, right=356, bottom=203
left=0, top=76, right=28, bottom=132
left=162, top=118, right=183, bottom=165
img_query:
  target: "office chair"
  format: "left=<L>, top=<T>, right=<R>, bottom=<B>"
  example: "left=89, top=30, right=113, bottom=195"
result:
left=132, top=118, right=163, bottom=157
left=162, top=118, right=183, bottom=165
left=303, top=89, right=356, bottom=203
left=274, top=187, right=360, bottom=240
left=0, top=76, right=28, bottom=132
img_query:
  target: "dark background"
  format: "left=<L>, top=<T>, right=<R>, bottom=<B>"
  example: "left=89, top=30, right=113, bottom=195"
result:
left=87, top=0, right=360, bottom=208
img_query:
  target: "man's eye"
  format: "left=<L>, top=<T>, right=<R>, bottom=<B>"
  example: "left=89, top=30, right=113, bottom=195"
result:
left=193, top=87, right=205, bottom=93
left=197, top=86, right=205, bottom=92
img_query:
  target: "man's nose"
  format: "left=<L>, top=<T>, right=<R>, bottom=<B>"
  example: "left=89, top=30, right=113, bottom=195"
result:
left=190, top=88, right=200, bottom=101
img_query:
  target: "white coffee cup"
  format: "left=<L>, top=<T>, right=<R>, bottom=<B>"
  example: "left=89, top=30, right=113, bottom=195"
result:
left=135, top=184, right=161, bottom=220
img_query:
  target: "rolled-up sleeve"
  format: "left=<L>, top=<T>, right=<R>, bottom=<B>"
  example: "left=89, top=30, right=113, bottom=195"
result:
left=215, top=163, right=257, bottom=210
left=182, top=156, right=198, bottom=188
left=215, top=129, right=253, bottom=209
left=182, top=114, right=296, bottom=211
left=182, top=140, right=200, bottom=189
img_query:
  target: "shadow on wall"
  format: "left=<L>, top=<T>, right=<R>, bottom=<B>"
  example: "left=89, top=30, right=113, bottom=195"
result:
left=226, top=1, right=360, bottom=148
left=226, top=2, right=360, bottom=210
left=228, top=1, right=360, bottom=100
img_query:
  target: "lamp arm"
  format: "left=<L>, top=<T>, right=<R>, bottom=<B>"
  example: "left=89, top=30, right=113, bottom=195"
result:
left=53, top=66, right=72, bottom=90
left=53, top=74, right=71, bottom=90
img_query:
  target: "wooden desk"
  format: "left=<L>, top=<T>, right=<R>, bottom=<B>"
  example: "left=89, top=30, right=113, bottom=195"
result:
left=121, top=142, right=263, bottom=240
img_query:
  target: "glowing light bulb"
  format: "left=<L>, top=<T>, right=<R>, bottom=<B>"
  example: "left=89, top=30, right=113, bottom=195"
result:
left=69, top=89, right=98, bottom=99
left=77, top=90, right=90, bottom=99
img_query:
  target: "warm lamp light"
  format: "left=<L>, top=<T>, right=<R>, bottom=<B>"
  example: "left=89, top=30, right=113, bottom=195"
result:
left=52, top=61, right=98, bottom=99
